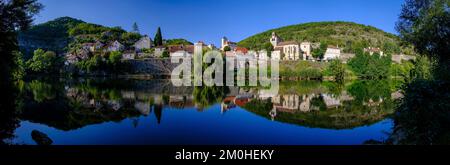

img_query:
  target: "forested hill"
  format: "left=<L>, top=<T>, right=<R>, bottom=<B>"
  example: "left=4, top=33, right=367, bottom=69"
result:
left=18, top=17, right=85, bottom=58
left=238, top=21, right=415, bottom=55
left=18, top=17, right=195, bottom=59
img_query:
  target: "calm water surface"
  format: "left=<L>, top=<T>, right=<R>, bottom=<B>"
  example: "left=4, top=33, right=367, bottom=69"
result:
left=5, top=78, right=399, bottom=145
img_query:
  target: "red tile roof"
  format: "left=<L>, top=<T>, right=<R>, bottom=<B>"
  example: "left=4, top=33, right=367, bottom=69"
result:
left=234, top=47, right=248, bottom=54
left=234, top=98, right=250, bottom=107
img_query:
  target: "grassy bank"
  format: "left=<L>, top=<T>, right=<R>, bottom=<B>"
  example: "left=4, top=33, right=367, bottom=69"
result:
left=279, top=60, right=356, bottom=80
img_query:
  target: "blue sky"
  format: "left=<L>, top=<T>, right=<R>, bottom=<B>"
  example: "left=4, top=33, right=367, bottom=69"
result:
left=35, top=0, right=405, bottom=46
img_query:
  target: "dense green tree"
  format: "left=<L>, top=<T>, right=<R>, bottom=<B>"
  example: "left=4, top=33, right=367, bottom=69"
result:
left=328, top=59, right=346, bottom=81
left=382, top=41, right=400, bottom=54
left=154, top=27, right=163, bottom=46
left=100, top=26, right=127, bottom=43
left=397, top=0, right=449, bottom=64
left=348, top=51, right=391, bottom=79
left=263, top=42, right=274, bottom=52
left=393, top=0, right=450, bottom=145
left=121, top=32, right=141, bottom=47
left=410, top=55, right=432, bottom=80
left=108, top=51, right=122, bottom=66
left=312, top=42, right=327, bottom=59
left=0, top=0, right=42, bottom=145
left=162, top=50, right=170, bottom=58
left=76, top=55, right=103, bottom=73
left=1, top=0, right=42, bottom=81
left=223, top=46, right=231, bottom=52
left=390, top=61, right=415, bottom=83
left=68, top=23, right=108, bottom=36
left=26, top=49, right=60, bottom=74
left=12, top=51, right=26, bottom=80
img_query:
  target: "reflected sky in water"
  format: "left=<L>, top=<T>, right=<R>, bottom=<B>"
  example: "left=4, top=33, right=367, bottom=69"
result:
left=6, top=78, right=398, bottom=145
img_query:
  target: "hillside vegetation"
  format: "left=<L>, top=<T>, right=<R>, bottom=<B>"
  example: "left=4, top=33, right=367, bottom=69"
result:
left=18, top=17, right=85, bottom=58
left=19, top=17, right=195, bottom=57
left=238, top=22, right=415, bottom=55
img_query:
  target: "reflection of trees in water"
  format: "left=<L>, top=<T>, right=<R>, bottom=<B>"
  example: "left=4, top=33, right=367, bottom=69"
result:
left=389, top=0, right=450, bottom=145
left=310, top=95, right=327, bottom=111
left=242, top=80, right=396, bottom=129
left=392, top=80, right=450, bottom=145
left=347, top=80, right=392, bottom=106
left=322, top=81, right=345, bottom=97
left=18, top=79, right=142, bottom=131
left=279, top=81, right=326, bottom=95
left=153, top=104, right=163, bottom=124
left=0, top=81, right=21, bottom=145
left=28, top=80, right=57, bottom=103
left=14, top=78, right=198, bottom=131
left=193, top=86, right=229, bottom=110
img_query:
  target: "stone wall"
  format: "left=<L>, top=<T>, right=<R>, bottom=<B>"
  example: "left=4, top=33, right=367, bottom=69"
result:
left=392, top=54, right=416, bottom=63
left=126, top=58, right=180, bottom=76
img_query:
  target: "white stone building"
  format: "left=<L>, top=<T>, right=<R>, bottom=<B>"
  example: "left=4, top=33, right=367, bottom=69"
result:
left=270, top=32, right=311, bottom=61
left=170, top=51, right=192, bottom=58
left=277, top=41, right=301, bottom=61
left=323, top=45, right=341, bottom=61
left=271, top=50, right=281, bottom=60
left=221, top=37, right=237, bottom=51
left=300, top=42, right=312, bottom=60
left=270, top=32, right=282, bottom=47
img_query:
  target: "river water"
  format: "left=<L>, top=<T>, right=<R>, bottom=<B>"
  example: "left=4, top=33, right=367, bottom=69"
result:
left=3, top=78, right=400, bottom=145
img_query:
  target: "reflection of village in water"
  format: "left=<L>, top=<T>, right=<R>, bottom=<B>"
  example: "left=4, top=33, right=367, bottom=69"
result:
left=3, top=78, right=401, bottom=145
left=52, top=78, right=402, bottom=129
left=222, top=88, right=400, bottom=122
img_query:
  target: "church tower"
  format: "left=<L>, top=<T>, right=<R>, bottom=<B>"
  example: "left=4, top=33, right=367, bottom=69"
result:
left=221, top=37, right=228, bottom=50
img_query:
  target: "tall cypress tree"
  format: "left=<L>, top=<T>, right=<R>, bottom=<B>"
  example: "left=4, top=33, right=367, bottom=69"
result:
left=154, top=27, right=163, bottom=46
left=132, top=22, right=139, bottom=33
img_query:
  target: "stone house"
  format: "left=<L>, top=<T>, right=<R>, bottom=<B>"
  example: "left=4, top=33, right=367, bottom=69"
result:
left=81, top=43, right=96, bottom=52
left=270, top=32, right=309, bottom=61
left=107, top=40, right=125, bottom=52
left=134, top=36, right=152, bottom=52
left=277, top=41, right=301, bottom=61
left=323, top=45, right=341, bottom=61
left=168, top=44, right=194, bottom=57
left=94, top=41, right=104, bottom=51
left=300, top=42, right=312, bottom=59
